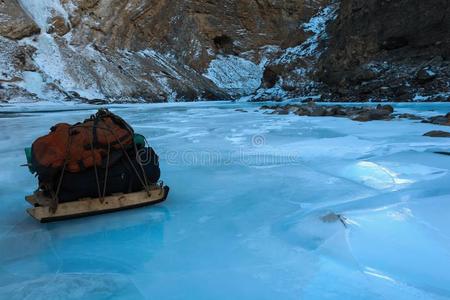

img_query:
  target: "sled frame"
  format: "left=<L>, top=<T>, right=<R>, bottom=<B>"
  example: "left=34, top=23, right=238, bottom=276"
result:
left=25, top=185, right=169, bottom=223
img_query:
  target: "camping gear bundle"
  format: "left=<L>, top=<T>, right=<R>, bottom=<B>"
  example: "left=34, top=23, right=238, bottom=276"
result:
left=25, top=109, right=161, bottom=211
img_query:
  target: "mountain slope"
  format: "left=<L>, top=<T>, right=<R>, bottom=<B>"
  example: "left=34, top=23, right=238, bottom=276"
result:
left=0, top=0, right=448, bottom=103
left=318, top=0, right=450, bottom=102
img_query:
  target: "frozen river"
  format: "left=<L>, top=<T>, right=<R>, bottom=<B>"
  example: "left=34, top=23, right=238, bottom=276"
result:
left=0, top=101, right=449, bottom=299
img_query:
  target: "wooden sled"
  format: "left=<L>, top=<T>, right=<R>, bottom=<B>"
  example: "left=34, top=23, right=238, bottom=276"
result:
left=25, top=185, right=170, bottom=223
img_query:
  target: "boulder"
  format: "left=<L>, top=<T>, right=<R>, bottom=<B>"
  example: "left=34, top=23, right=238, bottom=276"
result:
left=271, top=107, right=290, bottom=115
left=47, top=16, right=71, bottom=36
left=397, top=113, right=423, bottom=120
left=324, top=106, right=342, bottom=116
left=0, top=0, right=40, bottom=39
left=423, top=131, right=450, bottom=138
left=416, top=67, right=437, bottom=84
left=318, top=0, right=450, bottom=101
left=309, top=106, right=327, bottom=117
left=425, top=113, right=450, bottom=126
left=376, top=104, right=394, bottom=113
left=435, top=151, right=450, bottom=156
left=351, top=107, right=393, bottom=122
left=262, top=103, right=395, bottom=122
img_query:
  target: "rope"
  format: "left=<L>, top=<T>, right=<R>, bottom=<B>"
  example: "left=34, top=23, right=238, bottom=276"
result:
left=101, top=135, right=111, bottom=202
left=99, top=109, right=151, bottom=196
left=133, top=138, right=150, bottom=194
left=47, top=109, right=151, bottom=211
left=81, top=109, right=151, bottom=196
left=102, top=121, right=152, bottom=196
left=89, top=129, right=103, bottom=202
left=50, top=128, right=73, bottom=213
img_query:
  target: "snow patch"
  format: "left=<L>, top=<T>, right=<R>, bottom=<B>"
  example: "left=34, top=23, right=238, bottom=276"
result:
left=138, top=49, right=182, bottom=80
left=252, top=82, right=288, bottom=101
left=24, top=34, right=104, bottom=100
left=17, top=1, right=106, bottom=100
left=31, top=34, right=67, bottom=86
left=0, top=37, right=19, bottom=81
left=276, top=3, right=339, bottom=64
left=413, top=92, right=450, bottom=101
left=204, top=55, right=265, bottom=96
left=16, top=71, right=46, bottom=98
left=413, top=94, right=431, bottom=101
left=19, top=0, right=69, bottom=31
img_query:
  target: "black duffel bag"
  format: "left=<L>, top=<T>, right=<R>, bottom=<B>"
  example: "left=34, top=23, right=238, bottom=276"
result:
left=54, top=147, right=160, bottom=203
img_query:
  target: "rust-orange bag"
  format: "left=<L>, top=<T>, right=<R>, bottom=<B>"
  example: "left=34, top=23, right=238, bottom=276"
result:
left=31, top=109, right=134, bottom=183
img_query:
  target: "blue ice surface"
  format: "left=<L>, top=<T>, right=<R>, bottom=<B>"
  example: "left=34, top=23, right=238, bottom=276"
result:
left=0, top=101, right=449, bottom=299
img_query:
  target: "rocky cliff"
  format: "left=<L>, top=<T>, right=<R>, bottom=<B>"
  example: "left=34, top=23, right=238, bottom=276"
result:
left=0, top=0, right=448, bottom=103
left=317, top=0, right=450, bottom=102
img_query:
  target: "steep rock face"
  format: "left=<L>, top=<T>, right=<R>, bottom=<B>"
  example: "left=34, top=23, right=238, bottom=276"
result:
left=59, top=0, right=330, bottom=100
left=250, top=3, right=338, bottom=101
left=0, top=36, right=41, bottom=103
left=1, top=0, right=448, bottom=103
left=0, top=0, right=330, bottom=102
left=0, top=0, right=40, bottom=39
left=0, top=0, right=42, bottom=102
left=318, top=0, right=450, bottom=101
left=64, top=0, right=319, bottom=69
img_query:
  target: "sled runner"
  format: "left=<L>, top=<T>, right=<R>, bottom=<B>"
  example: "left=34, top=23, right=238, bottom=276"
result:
left=26, top=184, right=169, bottom=223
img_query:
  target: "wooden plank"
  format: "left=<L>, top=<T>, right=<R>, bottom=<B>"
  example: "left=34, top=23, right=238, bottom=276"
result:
left=25, top=191, right=52, bottom=207
left=26, top=185, right=164, bottom=207
left=26, top=186, right=169, bottom=223
left=25, top=195, right=37, bottom=206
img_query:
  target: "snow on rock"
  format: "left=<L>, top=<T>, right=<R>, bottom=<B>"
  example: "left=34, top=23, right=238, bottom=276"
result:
left=16, top=0, right=106, bottom=100
left=18, top=0, right=69, bottom=31
left=138, top=48, right=183, bottom=81
left=0, top=36, right=61, bottom=102
left=28, top=34, right=69, bottom=86
left=252, top=82, right=288, bottom=102
left=204, top=55, right=265, bottom=96
left=0, top=37, right=20, bottom=81
left=15, top=71, right=58, bottom=100
left=16, top=34, right=105, bottom=100
left=277, top=3, right=339, bottom=64
left=8, top=0, right=222, bottom=102
left=251, top=3, right=340, bottom=101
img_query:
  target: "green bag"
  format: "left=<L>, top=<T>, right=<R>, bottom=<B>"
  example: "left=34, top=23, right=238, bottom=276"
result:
left=134, top=133, right=146, bottom=148
left=24, top=147, right=36, bottom=174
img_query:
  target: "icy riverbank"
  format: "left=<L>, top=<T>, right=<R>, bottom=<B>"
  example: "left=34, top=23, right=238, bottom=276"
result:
left=0, top=102, right=449, bottom=299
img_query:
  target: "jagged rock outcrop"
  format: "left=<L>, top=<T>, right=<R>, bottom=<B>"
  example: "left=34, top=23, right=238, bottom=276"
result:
left=0, top=0, right=448, bottom=103
left=0, top=0, right=40, bottom=39
left=64, top=0, right=323, bottom=69
left=0, top=0, right=330, bottom=102
left=424, top=130, right=450, bottom=137
left=317, top=0, right=450, bottom=102
left=261, top=102, right=395, bottom=121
